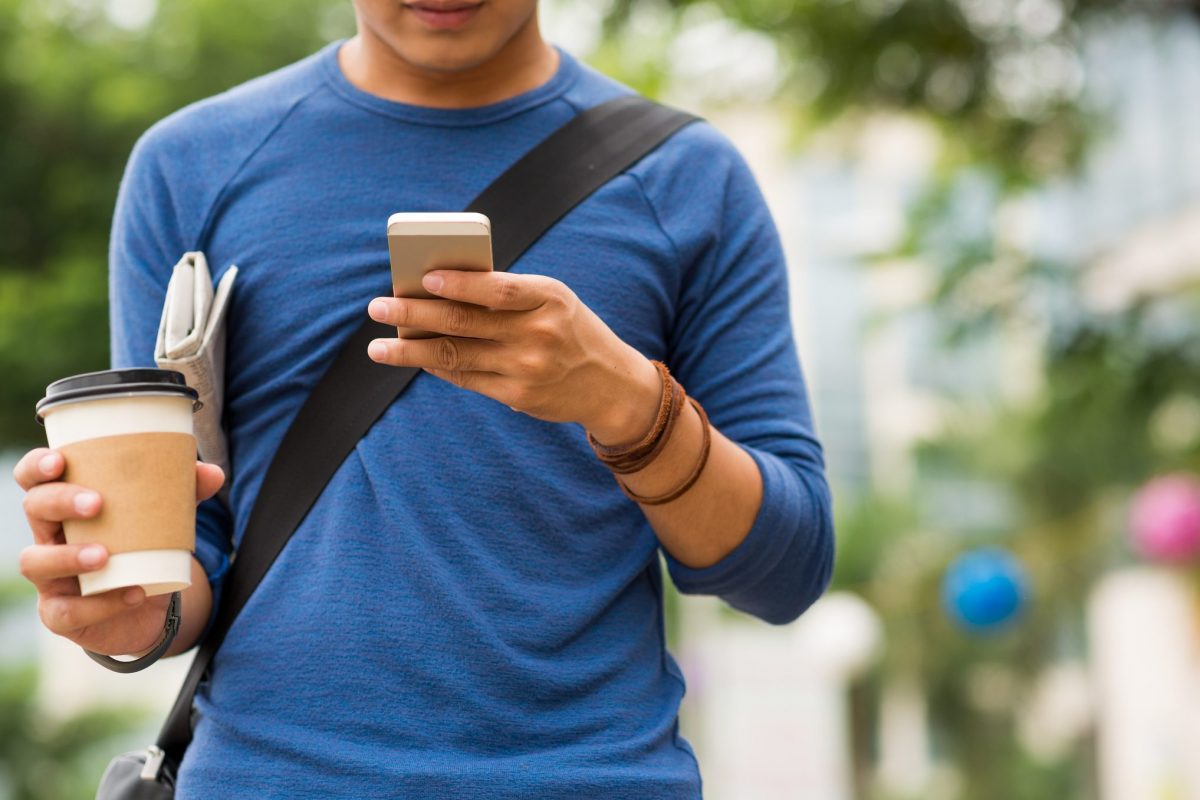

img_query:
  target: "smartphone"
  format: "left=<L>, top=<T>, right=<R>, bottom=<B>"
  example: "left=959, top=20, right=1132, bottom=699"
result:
left=386, top=212, right=493, bottom=339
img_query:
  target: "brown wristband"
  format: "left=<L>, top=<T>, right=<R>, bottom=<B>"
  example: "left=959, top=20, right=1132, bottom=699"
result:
left=606, top=378, right=683, bottom=475
left=587, top=360, right=678, bottom=473
left=616, top=395, right=711, bottom=506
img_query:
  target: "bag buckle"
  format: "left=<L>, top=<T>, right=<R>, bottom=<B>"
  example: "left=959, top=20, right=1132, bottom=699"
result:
left=140, top=745, right=166, bottom=781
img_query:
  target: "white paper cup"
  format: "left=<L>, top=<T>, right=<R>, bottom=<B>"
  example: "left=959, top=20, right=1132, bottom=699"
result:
left=36, top=369, right=201, bottom=597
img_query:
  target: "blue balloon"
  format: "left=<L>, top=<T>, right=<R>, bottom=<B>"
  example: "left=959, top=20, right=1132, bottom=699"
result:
left=942, top=548, right=1029, bottom=633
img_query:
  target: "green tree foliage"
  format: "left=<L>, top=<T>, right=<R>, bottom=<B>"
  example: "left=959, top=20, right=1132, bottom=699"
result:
left=603, top=0, right=1140, bottom=183
left=0, top=0, right=354, bottom=446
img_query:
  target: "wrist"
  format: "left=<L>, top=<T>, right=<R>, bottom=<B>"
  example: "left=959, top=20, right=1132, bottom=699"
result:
left=126, top=600, right=173, bottom=658
left=84, top=591, right=181, bottom=674
left=585, top=351, right=662, bottom=447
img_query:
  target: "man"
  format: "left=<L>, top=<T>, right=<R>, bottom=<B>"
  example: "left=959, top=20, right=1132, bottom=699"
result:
left=13, top=0, right=834, bottom=796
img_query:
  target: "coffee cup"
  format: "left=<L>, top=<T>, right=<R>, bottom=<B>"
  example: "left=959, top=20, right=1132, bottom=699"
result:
left=35, top=368, right=202, bottom=597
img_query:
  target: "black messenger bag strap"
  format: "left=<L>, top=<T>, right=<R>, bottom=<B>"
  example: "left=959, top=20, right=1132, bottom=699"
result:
left=152, top=95, right=699, bottom=768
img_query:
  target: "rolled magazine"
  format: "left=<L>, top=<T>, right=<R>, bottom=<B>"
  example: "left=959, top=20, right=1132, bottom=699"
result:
left=154, top=251, right=237, bottom=507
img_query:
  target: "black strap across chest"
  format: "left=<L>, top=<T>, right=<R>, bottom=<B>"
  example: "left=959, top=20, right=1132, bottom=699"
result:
left=155, top=94, right=698, bottom=765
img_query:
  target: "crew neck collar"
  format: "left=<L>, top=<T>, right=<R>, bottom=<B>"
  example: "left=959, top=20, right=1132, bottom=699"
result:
left=318, top=40, right=580, bottom=127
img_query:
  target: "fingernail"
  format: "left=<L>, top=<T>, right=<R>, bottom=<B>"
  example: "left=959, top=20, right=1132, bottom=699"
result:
left=124, top=588, right=144, bottom=605
left=368, top=341, right=388, bottom=361
left=74, top=492, right=99, bottom=515
left=423, top=272, right=444, bottom=292
left=368, top=299, right=388, bottom=320
left=39, top=454, right=58, bottom=475
left=79, top=544, right=105, bottom=568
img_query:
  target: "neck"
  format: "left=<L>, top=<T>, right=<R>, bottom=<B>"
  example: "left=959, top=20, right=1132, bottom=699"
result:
left=338, top=19, right=559, bottom=109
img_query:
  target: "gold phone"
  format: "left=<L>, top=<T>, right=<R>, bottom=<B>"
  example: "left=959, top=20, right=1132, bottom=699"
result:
left=386, top=212, right=493, bottom=339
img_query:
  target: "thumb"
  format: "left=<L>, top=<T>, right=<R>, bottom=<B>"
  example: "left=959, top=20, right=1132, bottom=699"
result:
left=195, top=462, right=226, bottom=504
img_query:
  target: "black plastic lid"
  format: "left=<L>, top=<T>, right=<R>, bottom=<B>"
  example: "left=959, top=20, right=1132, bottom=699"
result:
left=35, top=368, right=201, bottom=424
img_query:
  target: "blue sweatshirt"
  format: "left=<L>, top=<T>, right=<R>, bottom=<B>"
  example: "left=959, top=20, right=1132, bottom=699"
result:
left=109, top=42, right=833, bottom=799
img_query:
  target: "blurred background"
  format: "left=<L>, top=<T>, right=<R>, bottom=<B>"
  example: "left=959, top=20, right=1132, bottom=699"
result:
left=3, top=0, right=1200, bottom=797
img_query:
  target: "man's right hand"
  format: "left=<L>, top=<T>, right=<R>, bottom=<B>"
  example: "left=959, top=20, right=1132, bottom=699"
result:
left=13, top=447, right=224, bottom=657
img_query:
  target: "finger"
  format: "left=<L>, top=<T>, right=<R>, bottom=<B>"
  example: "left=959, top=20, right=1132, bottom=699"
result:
left=368, top=336, right=507, bottom=374
left=22, top=483, right=101, bottom=545
left=13, top=448, right=64, bottom=491
left=39, top=586, right=147, bottom=636
left=197, top=462, right=225, bottom=503
left=367, top=296, right=512, bottom=340
left=423, top=270, right=562, bottom=312
left=19, top=543, right=108, bottom=590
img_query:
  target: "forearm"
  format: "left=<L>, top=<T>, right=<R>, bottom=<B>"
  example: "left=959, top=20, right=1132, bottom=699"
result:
left=587, top=353, right=833, bottom=624
left=587, top=354, right=763, bottom=568
left=628, top=403, right=762, bottom=567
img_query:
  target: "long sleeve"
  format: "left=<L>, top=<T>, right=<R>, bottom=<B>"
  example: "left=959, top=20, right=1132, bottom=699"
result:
left=635, top=123, right=834, bottom=625
left=107, top=129, right=233, bottom=634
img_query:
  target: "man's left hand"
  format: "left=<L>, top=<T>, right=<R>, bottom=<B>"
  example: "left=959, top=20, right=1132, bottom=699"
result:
left=366, top=270, right=660, bottom=446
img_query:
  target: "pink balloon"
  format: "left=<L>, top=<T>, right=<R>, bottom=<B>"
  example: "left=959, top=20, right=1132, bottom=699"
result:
left=1130, top=474, right=1200, bottom=562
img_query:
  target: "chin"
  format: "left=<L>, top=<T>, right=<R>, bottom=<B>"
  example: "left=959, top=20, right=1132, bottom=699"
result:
left=395, top=37, right=502, bottom=73
left=356, top=0, right=537, bottom=75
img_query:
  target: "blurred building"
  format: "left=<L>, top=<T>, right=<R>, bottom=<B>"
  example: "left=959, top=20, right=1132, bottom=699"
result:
left=679, top=8, right=1200, bottom=800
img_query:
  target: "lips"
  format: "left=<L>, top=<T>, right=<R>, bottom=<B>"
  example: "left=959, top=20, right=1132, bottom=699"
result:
left=404, top=1, right=483, bottom=30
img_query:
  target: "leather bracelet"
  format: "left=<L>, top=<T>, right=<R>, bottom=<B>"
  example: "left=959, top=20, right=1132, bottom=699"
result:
left=616, top=395, right=711, bottom=506
left=587, top=360, right=675, bottom=470
left=84, top=590, right=181, bottom=674
left=606, top=377, right=683, bottom=475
